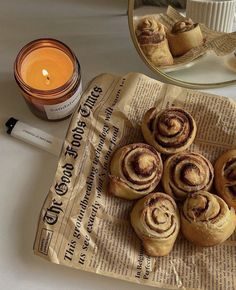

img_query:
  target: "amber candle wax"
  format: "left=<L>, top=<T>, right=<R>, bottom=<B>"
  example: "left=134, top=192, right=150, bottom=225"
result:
left=14, top=39, right=82, bottom=121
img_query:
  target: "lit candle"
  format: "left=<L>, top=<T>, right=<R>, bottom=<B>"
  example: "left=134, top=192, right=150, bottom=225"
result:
left=41, top=69, right=50, bottom=86
left=14, top=39, right=82, bottom=121
left=20, top=46, right=74, bottom=90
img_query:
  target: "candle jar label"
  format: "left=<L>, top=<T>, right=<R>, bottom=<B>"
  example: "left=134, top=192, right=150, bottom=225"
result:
left=44, top=81, right=82, bottom=120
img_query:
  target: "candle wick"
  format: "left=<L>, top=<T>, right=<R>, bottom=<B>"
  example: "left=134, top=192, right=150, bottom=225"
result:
left=46, top=76, right=50, bottom=85
left=42, top=69, right=50, bottom=85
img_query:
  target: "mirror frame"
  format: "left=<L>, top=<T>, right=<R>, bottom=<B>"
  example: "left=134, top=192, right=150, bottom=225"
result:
left=128, top=0, right=236, bottom=89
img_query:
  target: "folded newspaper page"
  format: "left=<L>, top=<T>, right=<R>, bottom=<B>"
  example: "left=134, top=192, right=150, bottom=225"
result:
left=34, top=72, right=236, bottom=290
left=134, top=6, right=236, bottom=67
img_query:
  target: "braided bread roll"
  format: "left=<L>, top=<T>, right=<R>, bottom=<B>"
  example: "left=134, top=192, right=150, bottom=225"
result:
left=136, top=18, right=173, bottom=66
left=142, top=107, right=197, bottom=155
left=108, top=143, right=163, bottom=200
left=131, top=192, right=180, bottom=256
left=162, top=152, right=214, bottom=201
left=181, top=191, right=236, bottom=246
left=214, top=149, right=236, bottom=210
left=167, top=19, right=203, bottom=57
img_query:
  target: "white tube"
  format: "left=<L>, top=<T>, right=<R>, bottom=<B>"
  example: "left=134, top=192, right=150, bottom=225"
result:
left=5, top=117, right=63, bottom=156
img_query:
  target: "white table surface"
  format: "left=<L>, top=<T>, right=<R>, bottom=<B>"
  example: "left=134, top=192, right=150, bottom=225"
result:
left=0, top=1, right=236, bottom=290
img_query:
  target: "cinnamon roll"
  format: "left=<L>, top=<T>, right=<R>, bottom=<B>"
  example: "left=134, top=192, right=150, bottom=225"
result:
left=214, top=150, right=236, bottom=210
left=141, top=107, right=197, bottom=154
left=162, top=152, right=214, bottom=201
left=167, top=19, right=203, bottom=57
left=131, top=192, right=180, bottom=256
left=136, top=18, right=173, bottom=66
left=108, top=143, right=163, bottom=200
left=181, top=191, right=236, bottom=246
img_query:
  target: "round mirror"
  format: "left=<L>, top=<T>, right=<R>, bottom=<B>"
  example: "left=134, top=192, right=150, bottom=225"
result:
left=128, top=0, right=236, bottom=89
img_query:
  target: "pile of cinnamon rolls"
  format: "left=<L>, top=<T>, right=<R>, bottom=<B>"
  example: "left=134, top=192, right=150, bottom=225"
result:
left=108, top=107, right=236, bottom=257
left=135, top=17, right=204, bottom=66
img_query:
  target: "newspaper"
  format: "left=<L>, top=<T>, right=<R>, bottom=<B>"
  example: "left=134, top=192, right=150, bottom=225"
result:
left=34, top=73, right=236, bottom=290
left=134, top=6, right=236, bottom=67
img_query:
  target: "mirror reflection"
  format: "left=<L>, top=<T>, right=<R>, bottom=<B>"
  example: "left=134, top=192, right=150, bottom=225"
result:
left=130, top=0, right=236, bottom=85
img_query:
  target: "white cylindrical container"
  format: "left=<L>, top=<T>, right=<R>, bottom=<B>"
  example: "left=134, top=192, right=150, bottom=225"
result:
left=186, top=0, right=236, bottom=32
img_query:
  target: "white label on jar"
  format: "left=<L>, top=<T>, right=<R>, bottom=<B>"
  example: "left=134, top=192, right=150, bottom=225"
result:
left=44, top=81, right=82, bottom=120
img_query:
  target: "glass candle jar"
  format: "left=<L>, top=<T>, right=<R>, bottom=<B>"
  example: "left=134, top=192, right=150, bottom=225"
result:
left=14, top=38, right=82, bottom=121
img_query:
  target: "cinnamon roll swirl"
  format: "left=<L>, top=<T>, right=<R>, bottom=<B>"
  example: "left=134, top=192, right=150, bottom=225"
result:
left=131, top=192, right=180, bottom=256
left=181, top=191, right=236, bottom=246
left=214, top=150, right=236, bottom=210
left=172, top=19, right=195, bottom=34
left=108, top=143, right=163, bottom=200
left=136, top=18, right=173, bottom=66
left=167, top=19, right=203, bottom=56
left=162, top=152, right=214, bottom=201
left=141, top=107, right=197, bottom=154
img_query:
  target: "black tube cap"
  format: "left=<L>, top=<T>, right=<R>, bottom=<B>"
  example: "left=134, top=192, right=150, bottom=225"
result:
left=5, top=117, right=18, bottom=134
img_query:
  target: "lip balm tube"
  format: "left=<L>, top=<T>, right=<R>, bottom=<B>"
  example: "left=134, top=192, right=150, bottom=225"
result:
left=5, top=117, right=63, bottom=156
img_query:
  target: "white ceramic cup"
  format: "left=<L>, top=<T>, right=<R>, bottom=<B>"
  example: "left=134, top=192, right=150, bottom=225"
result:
left=186, top=0, right=236, bottom=32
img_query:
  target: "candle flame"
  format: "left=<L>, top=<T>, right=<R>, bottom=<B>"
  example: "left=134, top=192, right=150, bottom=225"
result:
left=42, top=69, right=49, bottom=77
left=42, top=69, right=50, bottom=85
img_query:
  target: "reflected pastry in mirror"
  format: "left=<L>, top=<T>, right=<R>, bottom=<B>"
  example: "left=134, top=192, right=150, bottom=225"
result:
left=131, top=192, right=180, bottom=256
left=136, top=17, right=174, bottom=66
left=181, top=191, right=236, bottom=246
left=162, top=152, right=214, bottom=201
left=141, top=107, right=197, bottom=154
left=214, top=149, right=236, bottom=210
left=108, top=143, right=163, bottom=200
left=167, top=19, right=203, bottom=57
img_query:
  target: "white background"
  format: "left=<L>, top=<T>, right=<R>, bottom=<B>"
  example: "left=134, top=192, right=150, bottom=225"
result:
left=0, top=1, right=235, bottom=289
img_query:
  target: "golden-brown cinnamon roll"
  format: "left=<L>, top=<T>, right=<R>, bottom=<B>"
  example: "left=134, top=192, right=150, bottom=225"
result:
left=131, top=192, right=180, bottom=256
left=162, top=152, right=214, bottom=201
left=181, top=191, right=236, bottom=246
left=214, top=150, right=236, bottom=210
left=108, top=143, right=163, bottom=200
left=136, top=18, right=173, bottom=66
left=141, top=107, right=197, bottom=154
left=167, top=19, right=203, bottom=57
